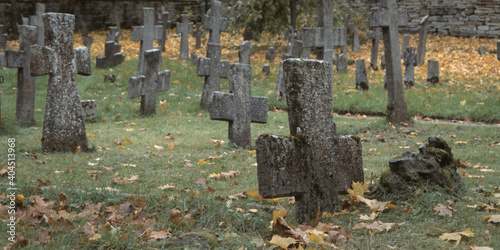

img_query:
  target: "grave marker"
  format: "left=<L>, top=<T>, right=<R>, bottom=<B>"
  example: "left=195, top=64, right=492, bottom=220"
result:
left=34, top=3, right=45, bottom=46
left=210, top=63, right=268, bottom=148
left=197, top=43, right=229, bottom=110
left=106, top=26, right=120, bottom=43
left=416, top=15, right=429, bottom=66
left=204, top=0, right=228, bottom=44
left=370, top=0, right=411, bottom=123
left=192, top=23, right=203, bottom=49
left=256, top=59, right=363, bottom=222
left=190, top=52, right=198, bottom=65
left=96, top=41, right=125, bottom=68
left=176, top=14, right=193, bottom=60
left=401, top=34, right=409, bottom=59
left=262, top=64, right=270, bottom=75
left=403, top=47, right=416, bottom=87
left=128, top=49, right=170, bottom=115
left=367, top=28, right=382, bottom=70
left=159, top=11, right=171, bottom=52
left=275, top=61, right=285, bottom=100
left=80, top=100, right=97, bottom=121
left=131, top=8, right=163, bottom=75
left=427, top=60, right=439, bottom=85
left=30, top=13, right=91, bottom=153
left=265, top=47, right=276, bottom=63
left=497, top=41, right=500, bottom=60
left=0, top=25, right=7, bottom=67
left=479, top=45, right=486, bottom=55
left=239, top=40, right=253, bottom=65
left=336, top=53, right=348, bottom=73
left=355, top=60, right=368, bottom=90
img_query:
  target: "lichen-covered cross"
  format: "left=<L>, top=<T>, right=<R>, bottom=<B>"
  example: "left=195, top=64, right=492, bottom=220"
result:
left=96, top=41, right=125, bottom=68
left=131, top=7, right=163, bottom=75
left=197, top=43, right=229, bottom=110
left=203, top=0, right=227, bottom=44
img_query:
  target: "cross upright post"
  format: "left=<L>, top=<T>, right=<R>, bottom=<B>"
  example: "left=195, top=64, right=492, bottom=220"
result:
left=203, top=0, right=228, bottom=44
left=30, top=13, right=92, bottom=153
left=210, top=63, right=268, bottom=148
left=34, top=3, right=45, bottom=46
left=5, top=24, right=38, bottom=125
left=197, top=43, right=229, bottom=110
left=192, top=23, right=204, bottom=49
left=0, top=25, right=7, bottom=67
left=176, top=14, right=193, bottom=60
left=128, top=49, right=170, bottom=116
left=159, top=11, right=171, bottom=52
left=370, top=0, right=411, bottom=123
left=367, top=28, right=382, bottom=70
left=131, top=8, right=164, bottom=75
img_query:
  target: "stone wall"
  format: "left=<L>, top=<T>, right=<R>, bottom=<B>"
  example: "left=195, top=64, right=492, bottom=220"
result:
left=351, top=0, right=500, bottom=38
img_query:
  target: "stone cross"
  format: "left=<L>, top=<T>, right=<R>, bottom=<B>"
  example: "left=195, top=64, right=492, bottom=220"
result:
left=401, top=34, right=410, bottom=59
left=30, top=13, right=91, bottom=153
left=210, top=63, right=268, bottom=148
left=106, top=26, right=120, bottom=43
left=176, top=14, right=193, bottom=60
left=131, top=8, right=164, bottom=75
left=238, top=40, right=253, bottom=65
left=192, top=23, right=203, bottom=49
left=276, top=40, right=304, bottom=101
left=197, top=43, right=229, bottom=110
left=403, top=47, right=416, bottom=87
left=416, top=15, right=429, bottom=66
left=352, top=25, right=360, bottom=52
left=355, top=60, right=369, bottom=90
left=204, top=0, right=228, bottom=44
left=370, top=0, right=411, bottom=123
left=367, top=28, right=382, bottom=70
left=262, top=64, right=270, bottom=75
left=128, top=49, right=170, bottom=116
left=159, top=11, right=171, bottom=52
left=96, top=41, right=125, bottom=68
left=497, top=41, right=500, bottom=60
left=256, top=59, right=364, bottom=222
left=427, top=60, right=439, bottom=85
left=190, top=52, right=198, bottom=65
left=265, top=47, right=276, bottom=62
left=0, top=25, right=7, bottom=67
left=33, top=3, right=45, bottom=46
left=5, top=24, right=38, bottom=125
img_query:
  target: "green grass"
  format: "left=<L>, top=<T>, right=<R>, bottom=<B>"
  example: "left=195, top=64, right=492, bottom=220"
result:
left=0, top=56, right=499, bottom=249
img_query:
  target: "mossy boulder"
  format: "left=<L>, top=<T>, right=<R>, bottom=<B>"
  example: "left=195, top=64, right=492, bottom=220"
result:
left=379, top=136, right=465, bottom=193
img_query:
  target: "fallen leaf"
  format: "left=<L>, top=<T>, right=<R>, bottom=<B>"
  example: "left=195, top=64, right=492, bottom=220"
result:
left=439, top=230, right=475, bottom=245
left=433, top=204, right=453, bottom=217
left=148, top=229, right=172, bottom=241
left=268, top=235, right=298, bottom=249
left=353, top=221, right=404, bottom=233
left=359, top=212, right=378, bottom=221
left=123, top=136, right=134, bottom=144
left=468, top=245, right=494, bottom=250
left=113, top=175, right=139, bottom=184
left=88, top=233, right=102, bottom=241
left=347, top=181, right=368, bottom=202
left=483, top=215, right=500, bottom=223
left=194, top=178, right=207, bottom=186
left=158, top=184, right=175, bottom=189
left=153, top=145, right=164, bottom=150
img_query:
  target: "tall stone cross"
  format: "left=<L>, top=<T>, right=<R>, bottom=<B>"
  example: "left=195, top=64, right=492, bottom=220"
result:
left=96, top=41, right=125, bottom=68
left=210, top=64, right=268, bottom=148
left=159, top=11, right=171, bottom=52
left=131, top=8, right=163, bottom=75
left=33, top=3, right=45, bottom=46
left=197, top=43, right=229, bottom=110
left=370, top=0, right=411, bottom=123
left=176, top=14, right=193, bottom=60
left=30, top=13, right=91, bottom=153
left=5, top=24, right=38, bottom=125
left=416, top=15, right=429, bottom=66
left=203, top=0, right=228, bottom=44
left=128, top=49, right=170, bottom=116
left=256, top=59, right=364, bottom=222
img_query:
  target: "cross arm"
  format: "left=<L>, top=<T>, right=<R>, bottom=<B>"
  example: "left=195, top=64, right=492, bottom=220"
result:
left=256, top=134, right=307, bottom=198
left=156, top=70, right=170, bottom=92
left=303, top=28, right=323, bottom=48
left=74, top=47, right=92, bottom=76
left=30, top=45, right=55, bottom=76
left=128, top=75, right=145, bottom=99
left=250, top=96, right=268, bottom=123
left=332, top=27, right=347, bottom=47
left=5, top=49, right=24, bottom=68
left=210, top=91, right=235, bottom=121
left=369, top=8, right=408, bottom=28
left=130, top=26, right=143, bottom=41
left=203, top=16, right=228, bottom=32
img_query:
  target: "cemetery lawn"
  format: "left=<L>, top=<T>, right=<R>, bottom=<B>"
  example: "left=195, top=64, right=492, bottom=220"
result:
left=0, top=30, right=498, bottom=248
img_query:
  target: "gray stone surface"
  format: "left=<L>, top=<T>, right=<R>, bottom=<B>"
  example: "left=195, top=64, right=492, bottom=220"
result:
left=131, top=8, right=163, bottom=75
left=401, top=34, right=410, bottom=59
left=96, top=41, right=125, bottom=68
left=30, top=13, right=91, bottom=153
left=367, top=28, right=382, bottom=70
left=352, top=25, right=360, bottom=52
left=192, top=23, right=203, bottom=49
left=265, top=47, right=276, bottom=62
left=80, top=100, right=97, bottom=121
left=256, top=59, right=364, bottom=222
left=498, top=41, right=500, bottom=60
left=416, top=15, right=429, bottom=66
left=427, top=59, right=439, bottom=85
left=128, top=49, right=170, bottom=115
left=370, top=0, right=411, bottom=123
left=33, top=3, right=45, bottom=46
left=275, top=61, right=285, bottom=101
left=210, top=63, right=268, bottom=148
left=83, top=36, right=93, bottom=50
left=336, top=53, right=348, bottom=73
left=355, top=60, right=368, bottom=90
left=106, top=26, right=120, bottom=43
left=0, top=25, right=6, bottom=67
left=190, top=52, right=198, bottom=65
left=159, top=11, right=171, bottom=52
left=197, top=43, right=229, bottom=110
left=203, top=0, right=228, bottom=44
left=176, top=14, right=193, bottom=60
left=403, top=47, right=416, bottom=87
left=380, top=53, right=386, bottom=70
left=479, top=45, right=486, bottom=55
left=262, top=64, right=270, bottom=76
left=5, top=24, right=37, bottom=125
left=238, top=41, right=253, bottom=65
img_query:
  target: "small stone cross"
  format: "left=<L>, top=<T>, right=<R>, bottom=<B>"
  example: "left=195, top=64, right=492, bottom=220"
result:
left=265, top=47, right=276, bottom=63
left=203, top=0, right=228, bottom=44
left=197, top=43, right=229, bottom=110
left=256, top=59, right=364, bottom=222
left=210, top=63, right=268, bottom=148
left=403, top=47, right=416, bottom=87
left=176, top=14, right=193, bottom=60
left=128, top=49, right=170, bottom=116
left=106, top=26, right=120, bottom=43
left=5, top=24, right=38, bottom=125
left=192, top=23, right=204, bottom=49
left=30, top=13, right=91, bottom=153
left=159, top=11, right=171, bottom=52
left=96, top=41, right=125, bottom=68
left=131, top=7, right=164, bottom=75
left=238, top=41, right=253, bottom=65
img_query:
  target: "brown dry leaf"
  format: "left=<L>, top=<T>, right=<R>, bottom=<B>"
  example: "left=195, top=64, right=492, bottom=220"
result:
left=0, top=167, right=8, bottom=176
left=353, top=221, right=404, bottom=233
left=357, top=195, right=394, bottom=212
left=37, top=228, right=52, bottom=245
left=57, top=192, right=69, bottom=211
left=113, top=175, right=139, bottom=184
left=148, top=229, right=172, bottom=241
left=268, top=235, right=299, bottom=249
left=468, top=245, right=494, bottom=250
left=227, top=192, right=247, bottom=200
left=37, top=179, right=51, bottom=189
left=113, top=140, right=122, bottom=145
left=403, top=206, right=415, bottom=214
left=48, top=217, right=75, bottom=232
left=433, top=204, right=453, bottom=217
left=210, top=139, right=226, bottom=147
left=359, top=212, right=378, bottom=221
left=328, top=228, right=353, bottom=243
left=483, top=214, right=500, bottom=223
left=194, top=178, right=207, bottom=186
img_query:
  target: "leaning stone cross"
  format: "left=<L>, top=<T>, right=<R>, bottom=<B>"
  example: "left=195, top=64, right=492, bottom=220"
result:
left=128, top=49, right=170, bottom=116
left=370, top=0, right=411, bottom=123
left=30, top=13, right=91, bottom=153
left=210, top=63, right=268, bottom=148
left=366, top=28, right=382, bottom=70
left=176, top=14, right=193, bottom=60
left=203, top=0, right=228, bottom=44
left=5, top=24, right=38, bottom=125
left=131, top=8, right=163, bottom=75
left=192, top=23, right=204, bottom=49
left=197, top=43, right=229, bottom=110
left=256, top=59, right=364, bottom=222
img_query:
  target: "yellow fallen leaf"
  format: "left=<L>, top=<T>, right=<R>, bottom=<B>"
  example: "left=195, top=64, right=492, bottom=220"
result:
left=126, top=128, right=135, bottom=132
left=168, top=144, right=175, bottom=150
left=272, top=208, right=288, bottom=226
left=153, top=145, right=164, bottom=150
left=123, top=136, right=134, bottom=144
left=359, top=212, right=378, bottom=221
left=460, top=100, right=466, bottom=106
left=468, top=245, right=494, bottom=250
left=483, top=215, right=500, bottom=223
left=88, top=162, right=98, bottom=166
left=158, top=184, right=175, bottom=189
left=268, top=235, right=298, bottom=249
left=347, top=181, right=368, bottom=201
left=118, top=146, right=128, bottom=149
left=88, top=233, right=102, bottom=241
left=86, top=133, right=95, bottom=138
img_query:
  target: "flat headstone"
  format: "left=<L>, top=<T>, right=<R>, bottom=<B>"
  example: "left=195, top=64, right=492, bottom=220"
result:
left=204, top=0, right=228, bottom=44
left=262, top=64, right=270, bottom=75
left=427, top=60, right=439, bottom=85
left=210, top=63, right=268, bottom=148
left=192, top=23, right=203, bottom=49
left=479, top=45, right=487, bottom=55
left=401, top=34, right=410, bottom=59
left=238, top=40, right=253, bottom=65
left=190, top=52, right=198, bottom=65
left=30, top=13, right=91, bottom=153
left=80, top=100, right=97, bottom=121
left=355, top=60, right=368, bottom=90
left=265, top=47, right=276, bottom=63
left=176, top=14, right=193, bottom=60
left=370, top=0, right=411, bottom=123
left=403, top=47, right=416, bottom=87
left=106, top=26, right=120, bottom=43
left=131, top=8, right=164, bottom=75
left=336, top=53, right=348, bottom=73
left=256, top=59, right=363, bottom=222
left=128, top=49, right=170, bottom=115
left=96, top=41, right=125, bottom=68
left=159, top=11, right=171, bottom=52
left=5, top=24, right=37, bottom=125
left=416, top=15, right=429, bottom=66
left=367, top=28, right=382, bottom=70
left=197, top=43, right=229, bottom=110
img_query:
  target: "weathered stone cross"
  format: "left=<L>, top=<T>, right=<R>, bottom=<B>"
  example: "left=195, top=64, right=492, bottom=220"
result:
left=159, top=11, right=171, bottom=52
left=366, top=28, right=382, bottom=70
left=128, top=49, right=170, bottom=116
left=176, top=14, right=193, bottom=60
left=106, top=26, right=120, bottom=43
left=210, top=63, right=268, bottom=148
left=203, top=0, right=227, bottom=44
left=256, top=59, right=364, bottom=222
left=0, top=25, right=7, bottom=67
left=370, top=0, right=411, bottom=123
left=192, top=23, right=203, bottom=49
left=131, top=7, right=163, bottom=75
left=33, top=3, right=45, bottom=46
left=30, top=13, right=91, bottom=153
left=5, top=24, right=37, bottom=125
left=238, top=41, right=253, bottom=65
left=96, top=41, right=125, bottom=68
left=197, top=43, right=229, bottom=110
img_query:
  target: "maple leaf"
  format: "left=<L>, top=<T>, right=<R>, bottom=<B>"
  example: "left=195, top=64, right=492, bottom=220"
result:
left=433, top=204, right=453, bottom=217
left=347, top=181, right=367, bottom=201
left=357, top=195, right=395, bottom=212
left=483, top=214, right=500, bottom=223
left=268, top=235, right=299, bottom=249
left=439, top=229, right=475, bottom=246
left=272, top=208, right=288, bottom=226
left=147, top=229, right=172, bottom=241
left=328, top=228, right=353, bottom=243
left=468, top=245, right=494, bottom=250
left=37, top=228, right=52, bottom=245
left=88, top=233, right=102, bottom=241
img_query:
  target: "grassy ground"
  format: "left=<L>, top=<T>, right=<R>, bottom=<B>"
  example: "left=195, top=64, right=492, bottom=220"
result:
left=0, top=30, right=499, bottom=249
